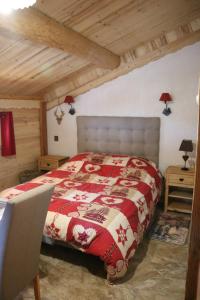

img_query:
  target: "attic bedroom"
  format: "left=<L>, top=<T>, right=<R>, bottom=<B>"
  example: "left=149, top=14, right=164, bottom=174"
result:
left=0, top=0, right=199, bottom=299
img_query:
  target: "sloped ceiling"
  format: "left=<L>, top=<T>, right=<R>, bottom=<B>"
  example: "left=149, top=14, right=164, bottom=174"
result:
left=0, top=0, right=199, bottom=108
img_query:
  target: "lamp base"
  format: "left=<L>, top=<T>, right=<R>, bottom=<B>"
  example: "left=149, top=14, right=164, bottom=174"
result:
left=181, top=167, right=189, bottom=171
left=182, top=154, right=189, bottom=171
left=162, top=107, right=171, bottom=116
left=69, top=107, right=76, bottom=115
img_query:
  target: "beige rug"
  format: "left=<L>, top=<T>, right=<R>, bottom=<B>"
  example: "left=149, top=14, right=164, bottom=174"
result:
left=21, top=237, right=188, bottom=300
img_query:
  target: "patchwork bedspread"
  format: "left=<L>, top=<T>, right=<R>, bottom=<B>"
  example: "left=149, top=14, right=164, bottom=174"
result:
left=0, top=152, right=161, bottom=280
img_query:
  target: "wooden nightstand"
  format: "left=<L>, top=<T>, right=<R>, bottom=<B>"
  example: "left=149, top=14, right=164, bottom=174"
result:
left=165, top=166, right=195, bottom=214
left=38, top=155, right=69, bottom=171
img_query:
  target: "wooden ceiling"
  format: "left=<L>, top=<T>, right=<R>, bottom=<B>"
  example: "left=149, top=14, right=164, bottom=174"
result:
left=0, top=0, right=199, bottom=107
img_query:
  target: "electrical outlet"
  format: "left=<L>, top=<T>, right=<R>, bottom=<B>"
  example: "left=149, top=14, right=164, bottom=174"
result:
left=54, top=136, right=59, bottom=142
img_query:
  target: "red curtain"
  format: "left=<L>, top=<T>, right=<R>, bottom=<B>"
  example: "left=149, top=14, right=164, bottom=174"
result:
left=0, top=112, right=16, bottom=156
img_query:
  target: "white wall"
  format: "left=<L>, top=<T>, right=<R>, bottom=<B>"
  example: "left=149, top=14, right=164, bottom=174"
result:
left=47, top=42, right=200, bottom=173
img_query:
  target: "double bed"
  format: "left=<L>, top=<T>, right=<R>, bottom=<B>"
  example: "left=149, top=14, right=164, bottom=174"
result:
left=0, top=116, right=162, bottom=281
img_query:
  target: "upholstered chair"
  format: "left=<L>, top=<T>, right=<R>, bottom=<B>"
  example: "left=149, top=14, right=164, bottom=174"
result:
left=0, top=184, right=54, bottom=300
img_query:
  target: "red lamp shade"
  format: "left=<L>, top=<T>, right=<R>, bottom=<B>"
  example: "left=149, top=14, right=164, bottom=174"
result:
left=159, top=93, right=172, bottom=102
left=64, top=95, right=74, bottom=104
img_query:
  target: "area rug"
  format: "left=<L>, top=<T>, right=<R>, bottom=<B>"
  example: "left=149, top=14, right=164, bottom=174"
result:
left=150, top=212, right=190, bottom=245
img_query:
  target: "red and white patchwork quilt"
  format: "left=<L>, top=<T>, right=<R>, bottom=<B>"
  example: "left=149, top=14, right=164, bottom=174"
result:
left=0, top=152, right=162, bottom=280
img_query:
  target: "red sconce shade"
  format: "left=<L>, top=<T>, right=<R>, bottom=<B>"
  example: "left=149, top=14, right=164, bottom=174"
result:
left=64, top=95, right=76, bottom=115
left=159, top=93, right=172, bottom=103
left=64, top=95, right=74, bottom=104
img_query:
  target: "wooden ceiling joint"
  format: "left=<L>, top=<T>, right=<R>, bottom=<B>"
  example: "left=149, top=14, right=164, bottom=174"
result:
left=0, top=95, right=43, bottom=101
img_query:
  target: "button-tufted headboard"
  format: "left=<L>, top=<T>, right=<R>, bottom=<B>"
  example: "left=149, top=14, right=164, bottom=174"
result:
left=77, top=116, right=160, bottom=166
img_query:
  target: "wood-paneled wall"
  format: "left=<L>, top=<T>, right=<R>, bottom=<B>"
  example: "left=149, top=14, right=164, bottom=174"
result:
left=0, top=100, right=41, bottom=191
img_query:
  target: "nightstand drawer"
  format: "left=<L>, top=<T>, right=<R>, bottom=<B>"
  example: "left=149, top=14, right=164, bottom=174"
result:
left=38, top=155, right=69, bottom=171
left=168, top=174, right=194, bottom=186
left=39, top=159, right=58, bottom=170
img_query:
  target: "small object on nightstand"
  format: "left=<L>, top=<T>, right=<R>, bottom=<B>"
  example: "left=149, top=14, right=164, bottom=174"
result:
left=38, top=155, right=69, bottom=172
left=165, top=166, right=195, bottom=214
left=179, top=140, right=193, bottom=170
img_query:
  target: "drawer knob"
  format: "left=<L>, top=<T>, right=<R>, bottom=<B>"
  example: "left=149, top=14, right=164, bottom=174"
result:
left=47, top=163, right=51, bottom=166
left=179, top=178, right=184, bottom=182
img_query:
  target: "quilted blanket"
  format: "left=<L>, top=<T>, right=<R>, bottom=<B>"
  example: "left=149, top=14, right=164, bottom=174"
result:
left=0, top=152, right=161, bottom=280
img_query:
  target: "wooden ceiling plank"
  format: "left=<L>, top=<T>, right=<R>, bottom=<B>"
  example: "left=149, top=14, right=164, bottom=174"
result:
left=0, top=35, right=21, bottom=54
left=0, top=48, right=69, bottom=93
left=0, top=7, right=120, bottom=70
left=50, top=0, right=100, bottom=24
left=71, top=0, right=145, bottom=36
left=44, top=17, right=200, bottom=110
left=0, top=95, right=43, bottom=101
left=18, top=52, right=84, bottom=81
left=78, top=0, right=200, bottom=54
left=56, top=0, right=200, bottom=55
left=0, top=45, right=46, bottom=77
left=9, top=59, right=89, bottom=96
left=0, top=50, right=67, bottom=82
left=0, top=51, right=88, bottom=96
left=63, top=0, right=127, bottom=29
left=35, top=0, right=94, bottom=23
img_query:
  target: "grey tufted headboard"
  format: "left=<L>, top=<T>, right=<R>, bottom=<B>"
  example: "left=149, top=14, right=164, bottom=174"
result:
left=77, top=116, right=160, bottom=166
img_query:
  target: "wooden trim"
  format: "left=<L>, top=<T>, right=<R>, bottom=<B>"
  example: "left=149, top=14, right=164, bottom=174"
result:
left=44, top=17, right=200, bottom=110
left=0, top=8, right=120, bottom=70
left=185, top=88, right=200, bottom=300
left=39, top=102, right=48, bottom=156
left=197, top=262, right=200, bottom=300
left=33, top=274, right=41, bottom=300
left=0, top=95, right=43, bottom=101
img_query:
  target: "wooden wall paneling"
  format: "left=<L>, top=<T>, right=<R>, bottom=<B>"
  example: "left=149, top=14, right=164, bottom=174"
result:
left=185, top=88, right=200, bottom=300
left=0, top=101, right=41, bottom=191
left=198, top=263, right=200, bottom=300
left=40, top=101, right=48, bottom=156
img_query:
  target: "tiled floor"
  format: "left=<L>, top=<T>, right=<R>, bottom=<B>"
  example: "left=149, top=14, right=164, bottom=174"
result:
left=22, top=236, right=188, bottom=300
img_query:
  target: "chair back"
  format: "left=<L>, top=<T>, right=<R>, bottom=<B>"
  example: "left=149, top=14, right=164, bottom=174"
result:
left=0, top=184, right=54, bottom=300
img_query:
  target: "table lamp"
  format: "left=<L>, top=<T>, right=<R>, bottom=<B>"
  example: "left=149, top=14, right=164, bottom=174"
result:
left=179, top=140, right=193, bottom=170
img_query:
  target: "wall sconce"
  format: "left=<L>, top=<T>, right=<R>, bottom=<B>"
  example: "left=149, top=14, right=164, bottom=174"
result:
left=64, top=95, right=76, bottom=115
left=179, top=139, right=193, bottom=170
left=159, top=92, right=172, bottom=116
